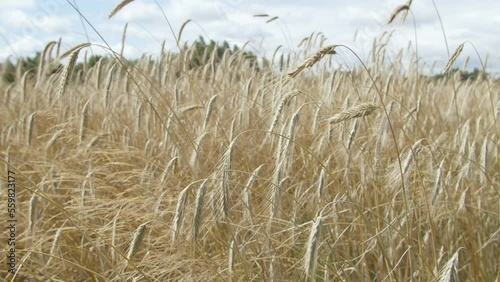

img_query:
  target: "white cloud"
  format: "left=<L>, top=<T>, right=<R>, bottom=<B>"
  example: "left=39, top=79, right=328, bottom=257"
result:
left=111, top=2, right=165, bottom=24
left=0, top=34, right=45, bottom=60
left=0, top=0, right=35, bottom=9
left=1, top=0, right=499, bottom=74
left=1, top=9, right=73, bottom=35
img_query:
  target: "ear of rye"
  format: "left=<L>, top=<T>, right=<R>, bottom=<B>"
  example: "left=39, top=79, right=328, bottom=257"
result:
left=57, top=44, right=89, bottom=97
left=109, top=0, right=135, bottom=19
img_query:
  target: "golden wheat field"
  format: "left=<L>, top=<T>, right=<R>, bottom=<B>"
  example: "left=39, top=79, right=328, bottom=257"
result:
left=1, top=2, right=499, bottom=281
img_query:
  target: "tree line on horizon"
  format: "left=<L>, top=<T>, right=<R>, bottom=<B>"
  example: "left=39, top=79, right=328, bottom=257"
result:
left=0, top=36, right=495, bottom=83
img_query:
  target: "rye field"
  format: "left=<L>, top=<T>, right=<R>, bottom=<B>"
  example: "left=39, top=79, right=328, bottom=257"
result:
left=0, top=2, right=499, bottom=281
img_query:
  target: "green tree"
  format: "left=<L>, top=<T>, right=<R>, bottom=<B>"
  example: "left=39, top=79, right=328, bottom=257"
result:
left=2, top=52, right=41, bottom=83
left=434, top=67, right=488, bottom=81
left=1, top=59, right=16, bottom=83
left=73, top=54, right=109, bottom=75
left=189, top=36, right=258, bottom=70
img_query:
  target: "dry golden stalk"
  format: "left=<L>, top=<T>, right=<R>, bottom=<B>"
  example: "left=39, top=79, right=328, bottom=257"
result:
left=288, top=45, right=337, bottom=78
left=442, top=43, right=465, bottom=74
left=388, top=4, right=410, bottom=24
left=328, top=103, right=379, bottom=124
left=109, top=0, right=134, bottom=19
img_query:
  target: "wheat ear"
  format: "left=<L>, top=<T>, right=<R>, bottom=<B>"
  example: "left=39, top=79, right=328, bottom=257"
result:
left=374, top=101, right=394, bottom=176
left=57, top=43, right=90, bottom=97
left=177, top=19, right=192, bottom=44
left=388, top=4, right=410, bottom=24
left=228, top=239, right=236, bottom=277
left=28, top=194, right=38, bottom=233
left=431, top=160, right=445, bottom=205
left=111, top=207, right=122, bottom=261
left=80, top=100, right=90, bottom=143
left=42, top=225, right=64, bottom=269
left=55, top=37, right=62, bottom=57
left=193, top=178, right=210, bottom=240
left=160, top=157, right=178, bottom=183
left=437, top=249, right=461, bottom=282
left=202, top=95, right=218, bottom=131
left=120, top=23, right=128, bottom=58
left=328, top=103, right=379, bottom=124
left=304, top=213, right=322, bottom=280
left=172, top=185, right=191, bottom=244
left=126, top=222, right=147, bottom=263
left=243, top=164, right=265, bottom=223
left=268, top=91, right=299, bottom=134
left=480, top=137, right=488, bottom=184
left=46, top=129, right=64, bottom=149
left=26, top=112, right=36, bottom=146
left=220, top=140, right=236, bottom=219
left=109, top=0, right=134, bottom=19
left=401, top=0, right=413, bottom=22
left=288, top=45, right=337, bottom=78
left=442, top=43, right=464, bottom=74
left=36, top=41, right=57, bottom=87
left=316, top=167, right=326, bottom=201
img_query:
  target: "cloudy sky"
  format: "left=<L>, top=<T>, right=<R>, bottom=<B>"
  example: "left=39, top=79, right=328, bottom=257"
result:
left=1, top=0, right=499, bottom=75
